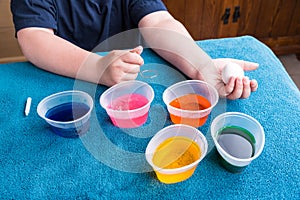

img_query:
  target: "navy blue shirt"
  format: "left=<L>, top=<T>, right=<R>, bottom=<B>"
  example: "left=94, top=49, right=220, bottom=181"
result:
left=11, top=0, right=167, bottom=51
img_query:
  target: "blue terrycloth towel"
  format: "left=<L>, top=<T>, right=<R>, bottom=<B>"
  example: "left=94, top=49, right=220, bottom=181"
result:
left=0, top=36, right=299, bottom=199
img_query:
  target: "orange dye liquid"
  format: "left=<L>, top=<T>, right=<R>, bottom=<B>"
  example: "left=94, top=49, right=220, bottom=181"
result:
left=169, top=94, right=211, bottom=127
left=152, top=136, right=201, bottom=184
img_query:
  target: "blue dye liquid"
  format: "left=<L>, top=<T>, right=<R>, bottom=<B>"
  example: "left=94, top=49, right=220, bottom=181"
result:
left=46, top=102, right=90, bottom=138
left=46, top=102, right=90, bottom=121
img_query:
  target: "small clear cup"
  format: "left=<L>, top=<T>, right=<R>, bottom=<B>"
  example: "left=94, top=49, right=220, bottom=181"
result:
left=211, top=112, right=265, bottom=173
left=163, top=80, right=219, bottom=127
left=145, top=124, right=208, bottom=184
left=99, top=80, right=154, bottom=128
left=37, top=90, right=94, bottom=138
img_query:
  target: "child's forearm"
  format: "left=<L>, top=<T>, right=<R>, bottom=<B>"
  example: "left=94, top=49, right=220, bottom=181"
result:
left=17, top=28, right=102, bottom=84
left=139, top=11, right=218, bottom=82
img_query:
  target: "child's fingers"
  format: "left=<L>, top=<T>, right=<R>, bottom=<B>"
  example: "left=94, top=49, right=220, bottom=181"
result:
left=241, top=77, right=251, bottom=98
left=250, top=79, right=258, bottom=91
left=229, top=59, right=259, bottom=71
left=122, top=51, right=144, bottom=65
left=130, top=46, right=143, bottom=55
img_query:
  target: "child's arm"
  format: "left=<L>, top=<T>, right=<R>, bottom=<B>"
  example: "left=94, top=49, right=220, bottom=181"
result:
left=139, top=11, right=258, bottom=99
left=17, top=27, right=144, bottom=86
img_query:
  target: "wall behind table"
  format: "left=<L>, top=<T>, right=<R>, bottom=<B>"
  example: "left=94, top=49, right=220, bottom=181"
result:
left=0, top=0, right=25, bottom=63
left=162, top=0, right=300, bottom=57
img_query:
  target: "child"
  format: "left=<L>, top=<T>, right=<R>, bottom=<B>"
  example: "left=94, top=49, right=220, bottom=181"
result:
left=11, top=0, right=258, bottom=99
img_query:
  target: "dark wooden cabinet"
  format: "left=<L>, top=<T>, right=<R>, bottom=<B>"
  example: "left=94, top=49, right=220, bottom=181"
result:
left=162, top=0, right=300, bottom=56
left=1, top=0, right=300, bottom=62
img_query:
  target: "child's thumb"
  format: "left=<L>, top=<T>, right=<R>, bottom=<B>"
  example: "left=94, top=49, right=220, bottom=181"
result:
left=130, top=46, right=143, bottom=55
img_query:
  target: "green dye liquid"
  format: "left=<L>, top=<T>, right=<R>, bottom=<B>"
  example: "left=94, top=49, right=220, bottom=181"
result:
left=217, top=126, right=256, bottom=173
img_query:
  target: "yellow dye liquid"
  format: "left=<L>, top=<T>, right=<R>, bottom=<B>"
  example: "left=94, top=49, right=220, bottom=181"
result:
left=152, top=136, right=201, bottom=184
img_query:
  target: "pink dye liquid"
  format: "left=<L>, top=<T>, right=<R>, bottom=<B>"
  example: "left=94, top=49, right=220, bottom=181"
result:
left=108, top=93, right=149, bottom=128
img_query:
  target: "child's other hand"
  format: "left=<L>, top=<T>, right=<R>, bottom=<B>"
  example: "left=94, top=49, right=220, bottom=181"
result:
left=212, top=58, right=259, bottom=100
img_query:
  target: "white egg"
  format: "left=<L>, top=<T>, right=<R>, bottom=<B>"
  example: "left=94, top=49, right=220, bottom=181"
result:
left=222, top=62, right=245, bottom=84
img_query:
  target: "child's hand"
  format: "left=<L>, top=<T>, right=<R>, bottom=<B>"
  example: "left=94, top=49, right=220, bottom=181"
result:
left=98, top=46, right=144, bottom=86
left=212, top=58, right=259, bottom=100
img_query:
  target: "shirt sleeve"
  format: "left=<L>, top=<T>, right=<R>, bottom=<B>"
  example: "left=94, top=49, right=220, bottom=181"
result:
left=128, top=0, right=167, bottom=26
left=11, top=0, right=57, bottom=34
